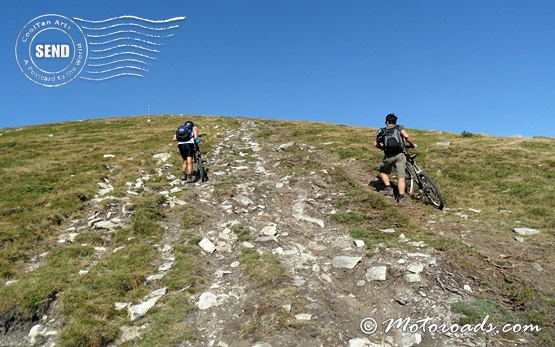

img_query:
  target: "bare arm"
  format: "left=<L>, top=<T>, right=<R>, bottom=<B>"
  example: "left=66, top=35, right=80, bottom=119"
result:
left=401, top=129, right=416, bottom=147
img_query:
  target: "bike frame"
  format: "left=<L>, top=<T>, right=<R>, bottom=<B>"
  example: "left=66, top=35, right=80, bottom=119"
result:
left=405, top=152, right=444, bottom=209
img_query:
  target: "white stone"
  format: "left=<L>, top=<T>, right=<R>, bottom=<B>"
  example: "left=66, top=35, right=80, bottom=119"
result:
left=199, top=238, right=216, bottom=253
left=348, top=337, right=380, bottom=347
left=128, top=295, right=163, bottom=322
left=332, top=256, right=362, bottom=269
left=255, top=236, right=278, bottom=242
left=354, top=239, right=366, bottom=248
left=143, top=287, right=168, bottom=301
left=146, top=274, right=165, bottom=281
left=277, top=141, right=296, bottom=151
left=94, top=220, right=118, bottom=230
left=119, top=326, right=141, bottom=343
left=366, top=266, right=387, bottom=281
left=28, top=324, right=47, bottom=344
left=197, top=292, right=218, bottom=310
left=115, top=302, right=130, bottom=310
left=261, top=224, right=277, bottom=236
left=513, top=228, right=540, bottom=235
left=233, top=195, right=254, bottom=206
left=152, top=152, right=172, bottom=162
left=242, top=241, right=255, bottom=249
left=295, top=313, right=312, bottom=320
left=403, top=273, right=421, bottom=283
left=399, top=331, right=422, bottom=346
left=407, top=263, right=424, bottom=274
left=158, top=262, right=174, bottom=271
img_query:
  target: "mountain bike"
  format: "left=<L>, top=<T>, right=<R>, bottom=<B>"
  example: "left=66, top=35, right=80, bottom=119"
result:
left=194, top=134, right=208, bottom=182
left=405, top=152, right=444, bottom=210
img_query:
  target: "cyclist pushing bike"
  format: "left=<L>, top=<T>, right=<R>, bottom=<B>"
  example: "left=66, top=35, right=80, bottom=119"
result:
left=374, top=113, right=417, bottom=205
left=172, top=120, right=200, bottom=183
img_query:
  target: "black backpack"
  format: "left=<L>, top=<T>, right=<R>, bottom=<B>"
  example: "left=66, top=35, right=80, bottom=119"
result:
left=176, top=123, right=192, bottom=142
left=380, top=125, right=405, bottom=155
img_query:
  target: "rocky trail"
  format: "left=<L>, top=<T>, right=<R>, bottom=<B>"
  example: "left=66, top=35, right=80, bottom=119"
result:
left=8, top=119, right=543, bottom=347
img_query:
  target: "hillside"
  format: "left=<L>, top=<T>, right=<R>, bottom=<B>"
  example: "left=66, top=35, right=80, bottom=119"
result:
left=0, top=115, right=554, bottom=347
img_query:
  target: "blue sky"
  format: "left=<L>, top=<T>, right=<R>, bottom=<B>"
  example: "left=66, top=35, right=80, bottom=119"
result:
left=2, top=0, right=555, bottom=137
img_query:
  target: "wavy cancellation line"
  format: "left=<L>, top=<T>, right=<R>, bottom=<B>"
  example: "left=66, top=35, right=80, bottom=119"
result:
left=87, top=59, right=151, bottom=68
left=85, top=66, right=149, bottom=74
left=74, top=15, right=185, bottom=81
left=90, top=44, right=160, bottom=54
left=79, top=23, right=181, bottom=31
left=86, top=30, right=176, bottom=39
left=88, top=37, right=167, bottom=46
left=80, top=73, right=144, bottom=81
left=74, top=15, right=186, bottom=24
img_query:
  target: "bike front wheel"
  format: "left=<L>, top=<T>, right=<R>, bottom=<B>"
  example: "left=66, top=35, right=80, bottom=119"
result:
left=195, top=152, right=206, bottom=182
left=418, top=172, right=444, bottom=210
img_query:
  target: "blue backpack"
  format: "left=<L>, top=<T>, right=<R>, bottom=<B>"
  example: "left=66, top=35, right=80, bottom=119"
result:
left=176, top=123, right=193, bottom=142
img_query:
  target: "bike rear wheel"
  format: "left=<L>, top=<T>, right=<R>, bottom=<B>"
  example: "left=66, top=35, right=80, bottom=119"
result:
left=418, top=172, right=444, bottom=210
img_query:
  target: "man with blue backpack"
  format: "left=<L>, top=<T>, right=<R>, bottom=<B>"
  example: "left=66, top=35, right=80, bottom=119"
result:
left=172, top=120, right=200, bottom=182
left=374, top=113, right=417, bottom=204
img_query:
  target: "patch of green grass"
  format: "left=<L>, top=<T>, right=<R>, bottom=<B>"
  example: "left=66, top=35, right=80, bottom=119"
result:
left=330, top=211, right=366, bottom=224
left=232, top=224, right=251, bottom=241
left=241, top=249, right=287, bottom=287
left=181, top=206, right=206, bottom=229
left=350, top=226, right=399, bottom=248
left=451, top=298, right=513, bottom=326
left=57, top=242, right=158, bottom=346
left=163, top=244, right=201, bottom=292
left=214, top=178, right=240, bottom=196
left=129, top=294, right=197, bottom=346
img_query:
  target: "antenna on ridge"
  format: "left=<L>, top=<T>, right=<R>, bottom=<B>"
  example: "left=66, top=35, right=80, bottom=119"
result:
left=147, top=104, right=151, bottom=116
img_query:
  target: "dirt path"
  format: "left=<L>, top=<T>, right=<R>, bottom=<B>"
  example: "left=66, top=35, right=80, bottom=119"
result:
left=161, top=119, right=521, bottom=347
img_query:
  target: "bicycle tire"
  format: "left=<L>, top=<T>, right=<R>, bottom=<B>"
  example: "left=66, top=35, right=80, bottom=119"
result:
left=405, top=166, right=417, bottom=197
left=196, top=152, right=206, bottom=182
left=418, top=172, right=444, bottom=210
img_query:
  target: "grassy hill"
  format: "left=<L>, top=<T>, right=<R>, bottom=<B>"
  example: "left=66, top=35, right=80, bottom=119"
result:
left=0, top=115, right=554, bottom=346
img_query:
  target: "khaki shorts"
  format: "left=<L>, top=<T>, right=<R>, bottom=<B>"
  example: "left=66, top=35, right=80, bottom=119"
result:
left=378, top=153, right=406, bottom=179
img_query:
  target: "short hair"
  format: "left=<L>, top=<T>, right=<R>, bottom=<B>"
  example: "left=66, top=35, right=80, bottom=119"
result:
left=386, top=113, right=397, bottom=125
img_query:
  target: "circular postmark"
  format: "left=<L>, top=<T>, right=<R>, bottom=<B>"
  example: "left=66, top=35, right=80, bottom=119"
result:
left=15, top=14, right=88, bottom=87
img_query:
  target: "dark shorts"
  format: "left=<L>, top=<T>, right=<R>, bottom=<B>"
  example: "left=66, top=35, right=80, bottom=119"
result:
left=178, top=143, right=194, bottom=159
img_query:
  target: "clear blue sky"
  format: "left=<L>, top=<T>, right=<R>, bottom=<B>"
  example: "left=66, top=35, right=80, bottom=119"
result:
left=2, top=0, right=555, bottom=137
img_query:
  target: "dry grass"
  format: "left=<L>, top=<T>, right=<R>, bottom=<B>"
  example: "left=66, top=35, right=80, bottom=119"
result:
left=1, top=115, right=554, bottom=345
